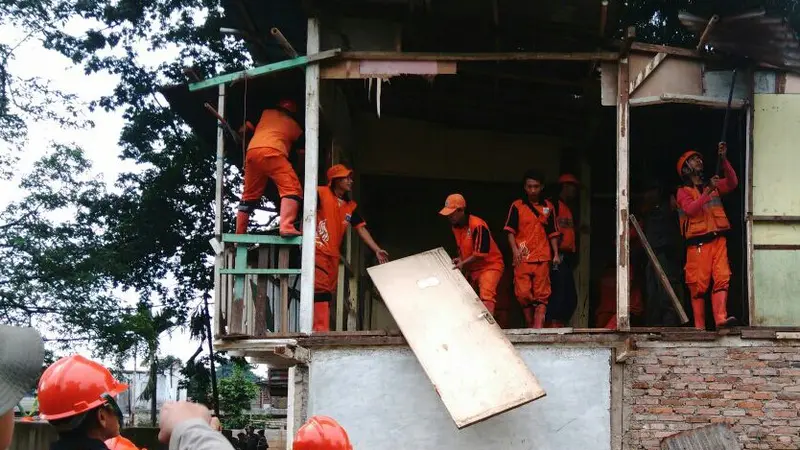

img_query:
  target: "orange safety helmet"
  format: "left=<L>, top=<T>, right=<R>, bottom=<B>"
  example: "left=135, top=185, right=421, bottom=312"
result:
left=278, top=99, right=298, bottom=114
left=676, top=150, right=702, bottom=176
left=293, top=416, right=353, bottom=450
left=37, top=355, right=128, bottom=422
left=558, top=173, right=579, bottom=185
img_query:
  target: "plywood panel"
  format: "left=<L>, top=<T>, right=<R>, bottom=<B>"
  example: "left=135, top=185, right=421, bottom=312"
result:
left=753, top=94, right=800, bottom=216
left=753, top=250, right=800, bottom=326
left=366, top=248, right=546, bottom=428
left=785, top=73, right=800, bottom=94
left=309, top=346, right=611, bottom=450
left=752, top=223, right=800, bottom=246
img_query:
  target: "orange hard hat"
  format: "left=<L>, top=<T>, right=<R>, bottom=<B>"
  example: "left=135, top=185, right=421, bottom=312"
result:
left=278, top=99, right=298, bottom=114
left=293, top=416, right=353, bottom=450
left=106, top=436, right=141, bottom=450
left=37, top=355, right=128, bottom=421
left=558, top=174, right=579, bottom=185
left=676, top=150, right=702, bottom=176
left=326, top=164, right=353, bottom=185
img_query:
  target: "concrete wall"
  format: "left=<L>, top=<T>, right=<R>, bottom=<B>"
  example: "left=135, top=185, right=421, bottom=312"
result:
left=624, top=338, right=800, bottom=450
left=307, top=345, right=612, bottom=450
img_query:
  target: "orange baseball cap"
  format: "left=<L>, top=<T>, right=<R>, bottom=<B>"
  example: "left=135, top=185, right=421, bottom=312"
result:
left=439, top=194, right=466, bottom=216
left=558, top=173, right=579, bottom=185
left=327, top=164, right=353, bottom=185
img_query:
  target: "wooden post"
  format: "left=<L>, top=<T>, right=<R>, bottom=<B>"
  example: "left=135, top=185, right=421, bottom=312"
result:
left=286, top=365, right=309, bottom=450
left=571, top=157, right=592, bottom=327
left=279, top=247, right=290, bottom=332
left=213, top=84, right=226, bottom=338
left=254, top=248, right=270, bottom=336
left=616, top=43, right=632, bottom=331
left=299, top=17, right=321, bottom=334
left=745, top=70, right=755, bottom=325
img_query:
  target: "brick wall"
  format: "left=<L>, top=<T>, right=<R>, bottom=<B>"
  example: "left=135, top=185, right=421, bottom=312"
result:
left=624, top=339, right=800, bottom=450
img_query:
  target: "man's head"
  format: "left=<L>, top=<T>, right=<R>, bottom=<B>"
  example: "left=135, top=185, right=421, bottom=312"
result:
left=677, top=150, right=703, bottom=178
left=326, top=164, right=354, bottom=194
left=438, top=194, right=467, bottom=226
left=558, top=174, right=579, bottom=201
left=293, top=416, right=352, bottom=450
left=522, top=170, right=545, bottom=201
left=38, top=355, right=127, bottom=441
left=0, top=325, right=44, bottom=450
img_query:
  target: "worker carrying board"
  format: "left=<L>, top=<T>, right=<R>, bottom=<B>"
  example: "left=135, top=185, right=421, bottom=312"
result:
left=313, top=164, right=389, bottom=331
left=504, top=170, right=561, bottom=329
left=676, top=142, right=738, bottom=330
left=439, top=193, right=505, bottom=316
left=236, top=100, right=304, bottom=237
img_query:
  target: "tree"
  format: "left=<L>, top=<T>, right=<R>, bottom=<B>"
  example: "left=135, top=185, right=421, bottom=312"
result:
left=138, top=354, right=182, bottom=425
left=218, top=359, right=260, bottom=429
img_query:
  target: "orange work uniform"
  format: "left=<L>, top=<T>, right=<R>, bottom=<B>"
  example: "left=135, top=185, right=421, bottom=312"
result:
left=241, top=109, right=303, bottom=203
left=504, top=199, right=560, bottom=306
left=452, top=215, right=505, bottom=314
left=313, top=186, right=365, bottom=331
left=677, top=158, right=738, bottom=329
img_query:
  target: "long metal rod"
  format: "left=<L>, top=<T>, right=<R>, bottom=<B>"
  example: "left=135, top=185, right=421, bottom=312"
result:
left=717, top=68, right=738, bottom=176
left=299, top=17, right=321, bottom=334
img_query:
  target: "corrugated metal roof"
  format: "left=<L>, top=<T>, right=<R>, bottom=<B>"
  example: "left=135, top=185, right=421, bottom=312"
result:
left=679, top=9, right=800, bottom=70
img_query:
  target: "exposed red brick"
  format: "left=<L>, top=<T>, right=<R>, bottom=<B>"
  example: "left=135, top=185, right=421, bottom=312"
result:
left=769, top=410, right=798, bottom=418
left=699, top=408, right=722, bottom=415
left=754, top=392, right=776, bottom=400
left=738, top=400, right=764, bottom=409
left=759, top=354, right=782, bottom=361
left=632, top=381, right=650, bottom=389
left=698, top=391, right=723, bottom=399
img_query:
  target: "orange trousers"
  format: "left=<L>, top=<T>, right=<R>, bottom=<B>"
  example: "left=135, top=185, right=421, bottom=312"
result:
left=242, top=148, right=302, bottom=202
left=313, top=252, right=340, bottom=332
left=313, top=301, right=330, bottom=332
left=684, top=236, right=731, bottom=298
left=469, top=269, right=502, bottom=314
left=514, top=261, right=551, bottom=307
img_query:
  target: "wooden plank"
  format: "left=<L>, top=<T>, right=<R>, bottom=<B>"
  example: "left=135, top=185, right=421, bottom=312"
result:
left=212, top=84, right=225, bottom=339
left=321, top=60, right=456, bottom=79
left=279, top=247, right=290, bottom=333
left=616, top=56, right=631, bottom=331
left=776, top=332, right=800, bottom=340
left=629, top=215, right=690, bottom=324
left=230, top=246, right=247, bottom=334
left=222, top=233, right=302, bottom=245
left=628, top=52, right=667, bottom=95
left=299, top=17, right=321, bottom=333
left=338, top=51, right=619, bottom=62
left=286, top=365, right=309, bottom=450
left=741, top=329, right=776, bottom=339
left=754, top=244, right=800, bottom=250
left=751, top=215, right=800, bottom=222
left=254, top=248, right=270, bottom=336
left=660, top=423, right=741, bottom=450
left=188, top=49, right=341, bottom=91
left=745, top=86, right=755, bottom=327
left=629, top=94, right=747, bottom=108
left=366, top=248, right=546, bottom=429
left=630, top=42, right=699, bottom=59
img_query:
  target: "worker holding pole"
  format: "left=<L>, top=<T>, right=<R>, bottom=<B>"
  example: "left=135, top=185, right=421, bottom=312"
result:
left=676, top=142, right=738, bottom=330
left=439, top=193, right=505, bottom=315
left=545, top=174, right=580, bottom=328
left=504, top=170, right=561, bottom=329
left=314, top=164, right=389, bottom=331
left=236, top=100, right=304, bottom=237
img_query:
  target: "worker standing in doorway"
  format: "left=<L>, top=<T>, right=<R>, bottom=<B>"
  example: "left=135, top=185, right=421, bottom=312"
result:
left=504, top=170, right=561, bottom=329
left=314, top=164, right=389, bottom=331
left=236, top=100, right=304, bottom=237
left=676, top=143, right=738, bottom=330
left=546, top=174, right=580, bottom=327
left=439, top=194, right=505, bottom=315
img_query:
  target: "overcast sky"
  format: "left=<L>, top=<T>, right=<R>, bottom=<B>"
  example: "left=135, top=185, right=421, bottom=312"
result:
left=1, top=24, right=268, bottom=375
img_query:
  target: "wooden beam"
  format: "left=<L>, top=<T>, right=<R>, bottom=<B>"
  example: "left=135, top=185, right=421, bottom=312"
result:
left=620, top=27, right=636, bottom=58
left=188, top=49, right=341, bottom=92
left=615, top=337, right=635, bottom=363
left=628, top=52, right=668, bottom=95
left=616, top=56, right=631, bottom=332
left=287, top=365, right=309, bottom=450
left=629, top=94, right=746, bottom=109
left=695, top=15, right=720, bottom=51
left=630, top=42, right=699, bottom=59
left=629, top=215, right=690, bottom=324
left=254, top=248, right=270, bottom=336
left=751, top=215, right=800, bottom=222
left=213, top=84, right=225, bottom=339
left=338, top=51, right=619, bottom=62
left=299, top=17, right=321, bottom=334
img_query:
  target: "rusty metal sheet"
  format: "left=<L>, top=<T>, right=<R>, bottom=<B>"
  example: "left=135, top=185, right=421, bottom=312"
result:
left=366, top=248, right=546, bottom=428
left=660, top=424, right=741, bottom=450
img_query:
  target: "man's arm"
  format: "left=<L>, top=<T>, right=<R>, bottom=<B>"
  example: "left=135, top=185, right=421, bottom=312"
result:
left=504, top=205, right=521, bottom=266
left=355, top=226, right=389, bottom=264
left=544, top=205, right=562, bottom=264
left=676, top=188, right=712, bottom=217
left=717, top=158, right=739, bottom=194
left=159, top=402, right=234, bottom=450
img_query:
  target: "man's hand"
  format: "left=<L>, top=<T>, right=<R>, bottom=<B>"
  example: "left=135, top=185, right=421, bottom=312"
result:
left=718, top=141, right=727, bottom=157
left=512, top=247, right=522, bottom=267
left=452, top=257, right=462, bottom=270
left=158, top=401, right=212, bottom=443
left=705, top=175, right=720, bottom=194
left=375, top=249, right=389, bottom=264
left=553, top=253, right=562, bottom=265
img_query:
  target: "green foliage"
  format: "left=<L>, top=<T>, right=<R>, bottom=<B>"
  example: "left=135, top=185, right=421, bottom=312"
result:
left=218, top=359, right=259, bottom=429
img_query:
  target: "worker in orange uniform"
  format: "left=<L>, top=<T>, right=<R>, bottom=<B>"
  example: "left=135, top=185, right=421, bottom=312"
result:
left=293, top=416, right=352, bottom=450
left=546, top=174, right=580, bottom=327
left=314, top=164, right=389, bottom=331
left=504, top=170, right=561, bottom=329
left=439, top=193, right=505, bottom=315
left=237, top=100, right=304, bottom=237
left=676, top=143, right=737, bottom=330
left=37, top=355, right=128, bottom=450
left=106, top=436, right=144, bottom=450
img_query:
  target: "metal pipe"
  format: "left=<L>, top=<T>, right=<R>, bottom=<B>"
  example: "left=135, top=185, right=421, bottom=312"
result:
left=271, top=27, right=299, bottom=58
left=696, top=14, right=719, bottom=51
left=599, top=0, right=609, bottom=38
